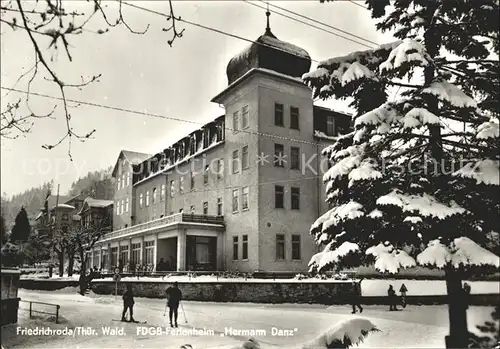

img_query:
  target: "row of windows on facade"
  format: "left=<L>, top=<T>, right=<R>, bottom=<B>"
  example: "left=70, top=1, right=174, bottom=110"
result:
left=136, top=122, right=225, bottom=182
left=119, top=181, right=302, bottom=223
left=117, top=172, right=131, bottom=191
left=232, top=234, right=301, bottom=261
left=128, top=142, right=304, bottom=216
left=232, top=104, right=302, bottom=134
left=90, top=241, right=155, bottom=267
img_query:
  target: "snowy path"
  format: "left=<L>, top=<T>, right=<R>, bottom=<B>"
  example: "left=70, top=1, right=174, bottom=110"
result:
left=2, top=288, right=495, bottom=349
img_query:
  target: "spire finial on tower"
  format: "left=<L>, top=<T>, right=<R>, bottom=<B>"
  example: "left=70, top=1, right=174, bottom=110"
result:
left=265, top=2, right=271, bottom=34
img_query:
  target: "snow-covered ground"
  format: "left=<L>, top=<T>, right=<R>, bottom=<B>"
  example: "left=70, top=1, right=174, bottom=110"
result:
left=2, top=288, right=496, bottom=349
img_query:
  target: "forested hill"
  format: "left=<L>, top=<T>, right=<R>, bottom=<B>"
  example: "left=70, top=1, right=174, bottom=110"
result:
left=1, top=166, right=115, bottom=230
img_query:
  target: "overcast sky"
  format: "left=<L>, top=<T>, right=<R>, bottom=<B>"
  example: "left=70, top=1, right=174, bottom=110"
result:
left=1, top=1, right=394, bottom=198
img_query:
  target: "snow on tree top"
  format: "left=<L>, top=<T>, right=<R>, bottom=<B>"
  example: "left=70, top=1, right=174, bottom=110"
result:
left=354, top=103, right=398, bottom=127
left=376, top=190, right=467, bottom=219
left=310, top=241, right=360, bottom=271
left=422, top=80, right=477, bottom=108
left=300, top=318, right=378, bottom=349
left=453, top=159, right=500, bottom=186
left=341, top=61, right=375, bottom=86
left=403, top=216, right=423, bottom=224
left=476, top=121, right=499, bottom=140
left=314, top=41, right=401, bottom=68
left=379, top=39, right=430, bottom=72
left=312, top=201, right=364, bottom=232
left=401, top=108, right=440, bottom=130
left=368, top=209, right=383, bottom=219
left=369, top=248, right=417, bottom=274
left=417, top=237, right=500, bottom=269
left=348, top=159, right=383, bottom=187
left=323, top=153, right=362, bottom=183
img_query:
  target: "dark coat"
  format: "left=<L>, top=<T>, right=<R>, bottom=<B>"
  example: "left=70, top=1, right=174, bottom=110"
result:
left=123, top=289, right=135, bottom=306
left=166, top=287, right=182, bottom=307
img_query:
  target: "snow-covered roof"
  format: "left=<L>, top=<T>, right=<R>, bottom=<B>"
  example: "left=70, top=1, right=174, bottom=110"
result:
left=112, top=150, right=152, bottom=177
left=52, top=203, right=75, bottom=210
left=84, top=198, right=113, bottom=208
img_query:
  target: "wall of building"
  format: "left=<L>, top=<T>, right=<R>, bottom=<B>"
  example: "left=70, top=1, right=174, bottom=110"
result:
left=219, top=79, right=261, bottom=272
left=164, top=145, right=226, bottom=216
left=113, top=158, right=134, bottom=230
left=256, top=75, right=320, bottom=272
left=134, top=174, right=167, bottom=225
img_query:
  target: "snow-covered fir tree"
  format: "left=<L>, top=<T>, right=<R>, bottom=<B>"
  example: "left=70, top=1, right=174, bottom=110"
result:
left=303, top=1, right=499, bottom=348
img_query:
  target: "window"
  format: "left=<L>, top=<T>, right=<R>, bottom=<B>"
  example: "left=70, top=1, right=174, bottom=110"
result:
left=190, top=172, right=195, bottom=190
left=233, top=236, right=238, bottom=260
left=62, top=213, right=68, bottom=221
left=274, top=143, right=285, bottom=167
left=111, top=247, right=118, bottom=268
left=275, top=185, right=284, bottom=209
left=217, top=197, right=223, bottom=215
left=242, top=146, right=249, bottom=170
left=160, top=184, right=165, bottom=201
left=146, top=190, right=150, bottom=206
left=117, top=177, right=121, bottom=190
left=290, top=107, right=299, bottom=130
left=276, top=234, right=285, bottom=260
left=125, top=172, right=130, bottom=187
left=144, top=241, right=155, bottom=266
left=131, top=243, right=141, bottom=264
left=170, top=180, right=175, bottom=197
left=203, top=201, right=208, bottom=215
left=233, top=111, right=239, bottom=133
left=327, top=115, right=335, bottom=136
left=242, top=235, right=248, bottom=260
left=232, top=189, right=239, bottom=213
left=290, top=147, right=300, bottom=170
left=121, top=199, right=124, bottom=214
left=216, top=159, right=223, bottom=180
left=121, top=174, right=125, bottom=189
left=190, top=205, right=195, bottom=213
left=292, top=235, right=301, bottom=260
left=120, top=245, right=129, bottom=266
left=242, top=105, right=249, bottom=129
left=152, top=188, right=157, bottom=204
left=126, top=197, right=129, bottom=213
left=275, top=103, right=284, bottom=126
left=180, top=176, right=184, bottom=193
left=291, top=187, right=300, bottom=210
left=116, top=201, right=120, bottom=215
left=232, top=150, right=239, bottom=174
left=242, top=186, right=249, bottom=211
left=204, top=165, right=209, bottom=185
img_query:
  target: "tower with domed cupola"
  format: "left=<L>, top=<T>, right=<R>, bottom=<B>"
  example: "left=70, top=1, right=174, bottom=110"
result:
left=212, top=11, right=322, bottom=272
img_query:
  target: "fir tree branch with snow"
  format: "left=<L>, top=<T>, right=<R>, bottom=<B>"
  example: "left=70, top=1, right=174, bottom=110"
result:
left=303, top=1, right=499, bottom=348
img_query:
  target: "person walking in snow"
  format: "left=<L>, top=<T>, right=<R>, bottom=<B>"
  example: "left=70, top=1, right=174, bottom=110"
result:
left=165, top=282, right=182, bottom=327
left=350, top=278, right=363, bottom=314
left=399, top=283, right=408, bottom=308
left=388, top=285, right=398, bottom=311
left=122, top=284, right=136, bottom=322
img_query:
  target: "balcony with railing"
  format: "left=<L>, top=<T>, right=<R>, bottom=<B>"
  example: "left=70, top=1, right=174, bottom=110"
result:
left=102, top=213, right=225, bottom=241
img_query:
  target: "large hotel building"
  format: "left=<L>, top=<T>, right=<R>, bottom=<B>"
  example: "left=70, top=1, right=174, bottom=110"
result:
left=88, top=19, right=351, bottom=273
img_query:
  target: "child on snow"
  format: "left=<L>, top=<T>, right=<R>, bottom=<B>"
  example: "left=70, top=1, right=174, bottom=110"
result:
left=399, top=283, right=408, bottom=308
left=388, top=285, right=398, bottom=311
left=350, top=279, right=364, bottom=314
left=122, top=284, right=136, bottom=322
